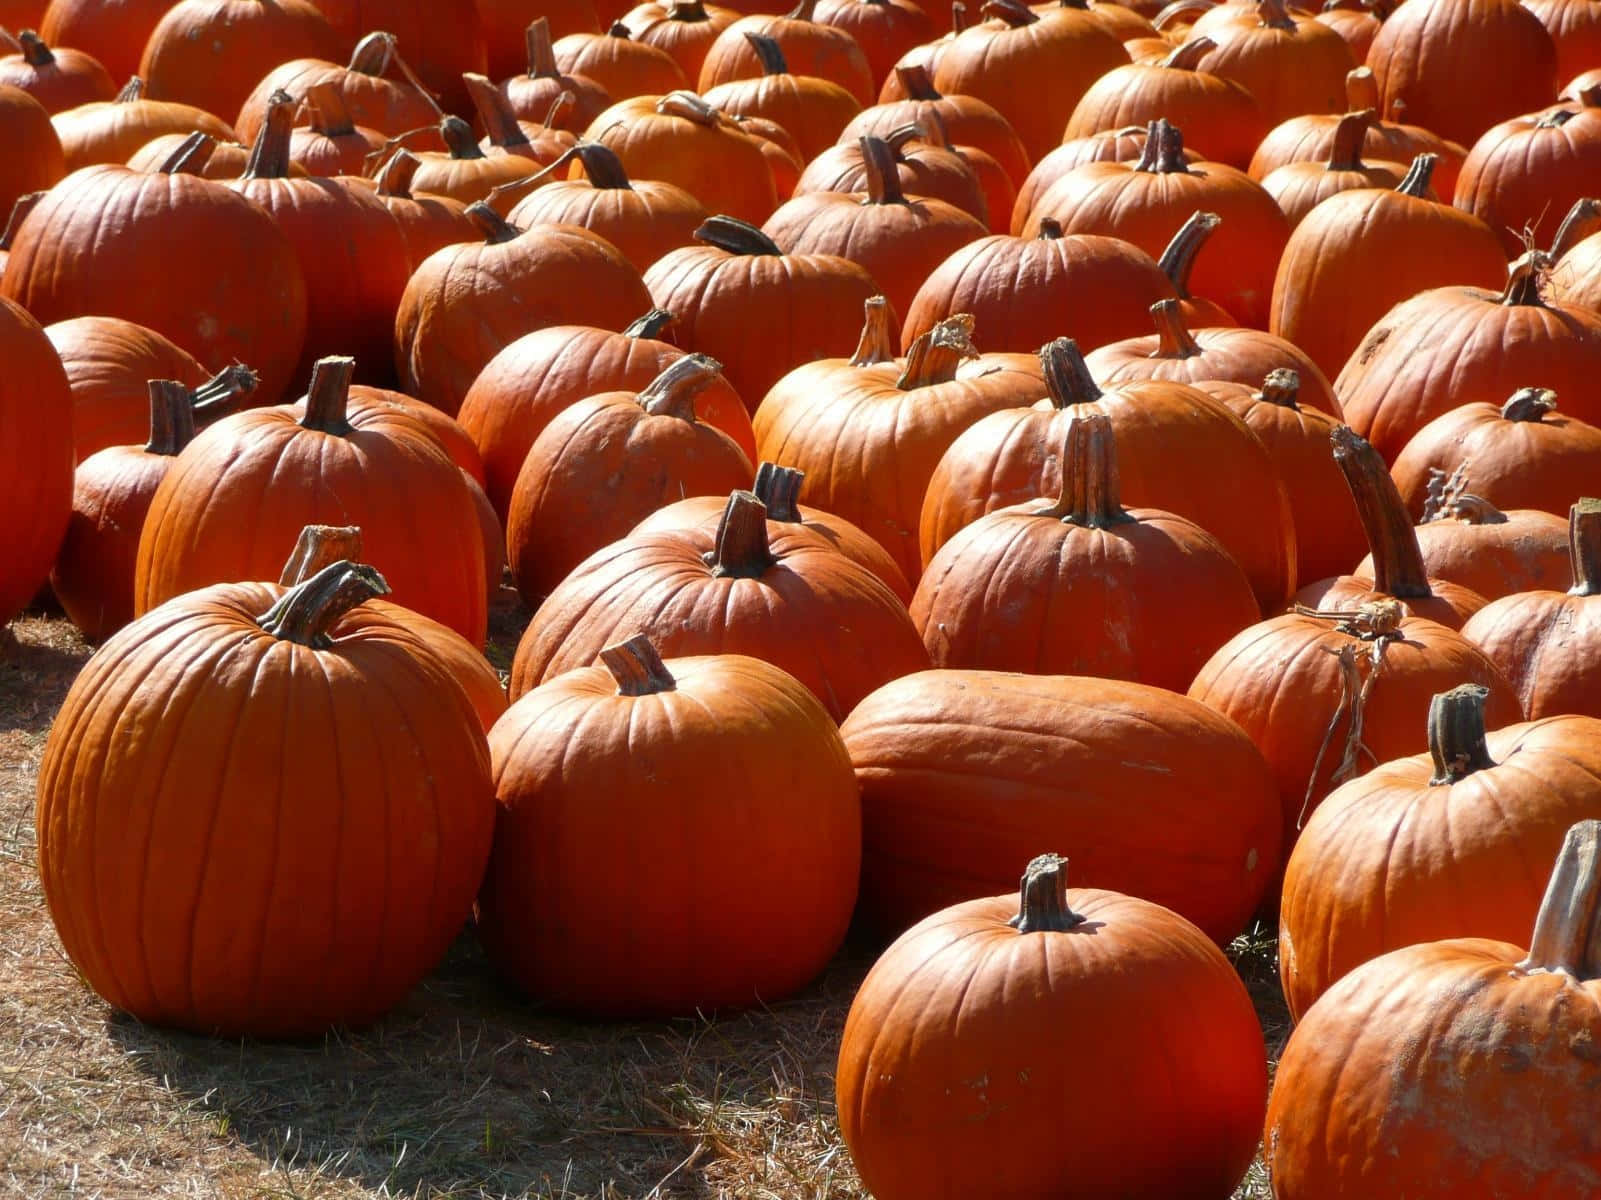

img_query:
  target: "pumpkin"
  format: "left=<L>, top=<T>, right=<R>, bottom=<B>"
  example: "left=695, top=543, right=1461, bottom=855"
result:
left=1035, top=0, right=1157, bottom=42
left=901, top=218, right=1175, bottom=353
left=1021, top=119, right=1289, bottom=330
left=1392, top=387, right=1601, bottom=520
left=234, top=32, right=444, bottom=143
left=762, top=135, right=986, bottom=321
left=1260, top=107, right=1411, bottom=228
left=1012, top=122, right=1198, bottom=228
left=554, top=21, right=691, bottom=99
left=51, top=78, right=237, bottom=170
left=1265, top=819, right=1601, bottom=1196
left=401, top=106, right=546, bottom=204
left=643, top=214, right=879, bottom=408
left=505, top=354, right=754, bottom=600
left=135, top=357, right=488, bottom=644
left=39, top=0, right=171, bottom=85
left=0, top=84, right=61, bottom=226
left=311, top=0, right=489, bottom=118
left=1315, top=0, right=1393, bottom=60
left=281, top=82, right=386, bottom=176
left=622, top=0, right=740, bottom=80
left=794, top=120, right=989, bottom=227
left=368, top=148, right=474, bottom=271
left=483, top=0, right=602, bottom=78
left=1188, top=0, right=1356, bottom=126
left=1269, top=154, right=1506, bottom=381
left=0, top=188, right=37, bottom=278
left=482, top=634, right=857, bottom=1015
left=1548, top=194, right=1601, bottom=315
left=125, top=130, right=271, bottom=178
left=753, top=301, right=1049, bottom=580
left=1279, top=684, right=1601, bottom=1023
left=911, top=410, right=1258, bottom=687
left=843, top=669, right=1281, bottom=940
left=498, top=17, right=613, bottom=131
left=921, top=338, right=1297, bottom=612
left=702, top=32, right=860, bottom=160
left=509, top=489, right=930, bottom=719
left=0, top=153, right=306, bottom=405
left=0, top=30, right=114, bottom=114
left=35, top=559, right=495, bottom=1038
left=814, top=0, right=935, bottom=89
left=1527, top=0, right=1601, bottom=86
left=1086, top=296, right=1340, bottom=414
left=837, top=854, right=1267, bottom=1200
left=1064, top=36, right=1268, bottom=169
left=634, top=459, right=913, bottom=599
left=585, top=90, right=778, bottom=225
left=1460, top=499, right=1601, bottom=719
left=697, top=0, right=877, bottom=104
left=393, top=202, right=650, bottom=417
left=1365, top=0, right=1557, bottom=148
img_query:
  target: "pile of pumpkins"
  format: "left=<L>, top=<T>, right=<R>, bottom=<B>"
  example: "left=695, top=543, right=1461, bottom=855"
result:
left=4, top=0, right=1601, bottom=1193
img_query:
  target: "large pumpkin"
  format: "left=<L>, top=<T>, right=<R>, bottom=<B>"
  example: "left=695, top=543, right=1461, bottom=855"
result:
left=700, top=31, right=858, bottom=160
left=369, top=148, right=475, bottom=272
left=697, top=0, right=877, bottom=104
left=1259, top=108, right=1412, bottom=229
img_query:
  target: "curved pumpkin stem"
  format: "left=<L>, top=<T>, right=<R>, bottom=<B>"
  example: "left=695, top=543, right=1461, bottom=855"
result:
left=279, top=524, right=365, bottom=585
left=981, top=0, right=1040, bottom=25
left=16, top=30, right=52, bottom=65
left=638, top=353, right=722, bottom=419
left=860, top=135, right=906, bottom=205
left=144, top=380, right=198, bottom=457
left=599, top=634, right=678, bottom=695
left=753, top=461, right=805, bottom=521
left=894, top=62, right=942, bottom=100
left=1258, top=368, right=1300, bottom=408
left=117, top=77, right=145, bottom=102
left=1501, top=386, right=1558, bottom=422
left=1426, top=684, right=1496, bottom=785
left=1517, top=819, right=1601, bottom=980
left=897, top=315, right=976, bottom=389
left=349, top=31, right=398, bottom=76
left=572, top=141, right=634, bottom=189
left=525, top=17, right=560, bottom=76
left=156, top=130, right=218, bottom=176
left=305, top=81, right=358, bottom=137
left=1008, top=854, right=1086, bottom=934
left=1550, top=197, right=1601, bottom=260
left=1330, top=425, right=1433, bottom=599
left=1500, top=251, right=1550, bottom=307
left=1134, top=119, right=1190, bottom=174
left=1568, top=498, right=1601, bottom=597
left=257, top=560, right=391, bottom=648
left=243, top=90, right=297, bottom=179
left=1395, top=153, right=1437, bottom=198
left=1148, top=298, right=1202, bottom=358
left=463, top=76, right=525, bottom=153
left=190, top=363, right=260, bottom=422
left=1037, top=412, right=1133, bottom=528
left=1326, top=109, right=1374, bottom=170
left=694, top=214, right=783, bottom=256
left=1160, top=36, right=1215, bottom=71
left=1157, top=210, right=1221, bottom=301
left=1255, top=0, right=1297, bottom=30
left=374, top=147, right=423, bottom=196
left=466, top=200, right=523, bottom=245
left=709, top=490, right=775, bottom=577
left=300, top=357, right=356, bottom=434
left=626, top=308, right=678, bottom=339
left=744, top=31, right=789, bottom=75
left=657, top=90, right=723, bottom=127
left=1346, top=66, right=1379, bottom=110
left=850, top=295, right=898, bottom=366
left=1040, top=338, right=1102, bottom=409
left=0, top=191, right=43, bottom=250
left=1421, top=463, right=1507, bottom=526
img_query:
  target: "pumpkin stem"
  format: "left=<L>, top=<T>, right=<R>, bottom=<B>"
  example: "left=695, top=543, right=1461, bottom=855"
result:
left=1346, top=66, right=1378, bottom=110
left=156, top=131, right=218, bottom=175
left=305, top=81, right=357, bottom=137
left=657, top=90, right=722, bottom=126
left=1421, top=463, right=1509, bottom=525
left=744, top=31, right=789, bottom=75
left=1500, top=386, right=1558, bottom=422
left=752, top=462, right=804, bottom=521
left=709, top=490, right=774, bottom=577
left=190, top=363, right=260, bottom=421
left=348, top=30, right=397, bottom=76
left=1426, top=684, right=1496, bottom=785
left=953, top=1, right=970, bottom=31
left=694, top=214, right=783, bottom=255
left=1160, top=35, right=1215, bottom=71
left=1037, top=412, right=1133, bottom=527
left=1040, top=338, right=1102, bottom=409
left=1008, top=853, right=1086, bottom=934
left=144, top=380, right=198, bottom=457
left=894, top=62, right=942, bottom=100
left=466, top=200, right=523, bottom=244
left=850, top=295, right=898, bottom=365
left=116, top=77, right=144, bottom=103
left=1500, top=251, right=1550, bottom=307
left=1148, top=298, right=1202, bottom=358
left=1568, top=498, right=1601, bottom=597
left=885, top=121, right=926, bottom=153
left=374, top=147, right=422, bottom=196
left=1258, top=368, right=1300, bottom=408
left=279, top=524, right=365, bottom=586
left=1326, top=108, right=1374, bottom=170
left=1395, top=153, right=1436, bottom=198
left=1537, top=107, right=1578, bottom=130
left=462, top=76, right=522, bottom=153
left=571, top=141, right=634, bottom=189
left=1156, top=210, right=1221, bottom=301
left=897, top=315, right=976, bottom=389
left=860, top=135, right=906, bottom=205
left=788, top=0, right=820, bottom=20
left=1255, top=0, right=1296, bottom=29
left=981, top=0, right=1041, bottom=26
left=1331, top=424, right=1433, bottom=598
left=17, top=30, right=54, bottom=67
left=300, top=356, right=356, bottom=434
left=1037, top=216, right=1063, bottom=240
left=638, top=353, right=722, bottom=419
left=666, top=0, right=712, bottom=20
left=0, top=191, right=43, bottom=250
left=1550, top=197, right=1601, bottom=260
left=1516, top=819, right=1601, bottom=981
left=599, top=634, right=678, bottom=695
left=626, top=308, right=678, bottom=339
left=1135, top=119, right=1190, bottom=174
left=525, top=17, right=560, bottom=76
left=256, top=560, right=391, bottom=648
left=242, top=90, right=297, bottom=179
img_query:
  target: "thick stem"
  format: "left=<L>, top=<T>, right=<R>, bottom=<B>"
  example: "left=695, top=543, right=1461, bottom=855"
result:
left=572, top=141, right=634, bottom=189
left=1516, top=820, right=1601, bottom=980
left=744, top=31, right=789, bottom=75
left=1551, top=197, right=1601, bottom=260
left=462, top=76, right=519, bottom=152
left=894, top=62, right=942, bottom=100
left=1160, top=36, right=1215, bottom=71
left=1501, top=251, right=1550, bottom=307
left=859, top=135, right=905, bottom=205
left=1040, top=338, right=1102, bottom=409
left=1395, top=153, right=1437, bottom=198
left=850, top=295, right=897, bottom=365
left=18, top=30, right=54, bottom=66
left=885, top=121, right=926, bottom=152
left=117, top=77, right=144, bottom=102
left=144, top=379, right=197, bottom=456
left=156, top=131, right=217, bottom=175
left=1258, top=368, right=1300, bottom=408
left=752, top=462, right=804, bottom=521
left=299, top=357, right=356, bottom=434
left=981, top=0, right=1041, bottom=26
left=279, top=524, right=364, bottom=586
left=1346, top=66, right=1378, bottom=110
left=1500, top=387, right=1558, bottom=422
left=256, top=560, right=391, bottom=648
left=1038, top=412, right=1132, bottom=527
left=466, top=200, right=523, bottom=244
left=638, top=353, right=722, bottom=419
left=349, top=31, right=397, bottom=76
left=1537, top=107, right=1577, bottom=130
left=709, top=490, right=775, bottom=577
left=608, top=20, right=632, bottom=36
left=1426, top=684, right=1496, bottom=785
left=190, top=363, right=260, bottom=421
left=1568, top=498, right=1601, bottom=597
left=1007, top=854, right=1086, bottom=934
left=693, top=214, right=783, bottom=255
left=1256, top=0, right=1296, bottom=29
left=0, top=191, right=44, bottom=249
left=657, top=90, right=721, bottom=126
left=667, top=0, right=711, bottom=19
left=305, top=81, right=357, bottom=137
left=599, top=634, right=678, bottom=695
left=953, top=1, right=969, bottom=31
left=1157, top=210, right=1221, bottom=300
left=1134, top=118, right=1189, bottom=174
left=626, top=308, right=678, bottom=339
left=1149, top=298, right=1202, bottom=358
left=525, top=17, right=559, bottom=76
left=1326, top=108, right=1374, bottom=170
left=897, top=315, right=976, bottom=389
left=1037, top=216, right=1063, bottom=240
left=242, top=90, right=296, bottom=179
left=374, top=147, right=422, bottom=196
left=1330, top=425, right=1433, bottom=598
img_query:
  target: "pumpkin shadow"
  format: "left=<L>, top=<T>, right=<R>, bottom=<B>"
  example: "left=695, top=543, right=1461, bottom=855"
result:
left=105, top=929, right=872, bottom=1197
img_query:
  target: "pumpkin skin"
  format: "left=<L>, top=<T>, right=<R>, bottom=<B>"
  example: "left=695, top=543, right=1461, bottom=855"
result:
left=283, top=84, right=387, bottom=177
left=498, top=17, right=613, bottom=132
left=233, top=33, right=444, bottom=143
left=701, top=33, right=861, bottom=162
left=134, top=358, right=488, bottom=645
left=837, top=855, right=1267, bottom=1200
left=1279, top=685, right=1601, bottom=1022
left=622, top=0, right=740, bottom=81
left=1264, top=820, right=1601, bottom=1198
left=1188, top=0, right=1357, bottom=127
left=40, top=0, right=170, bottom=86
left=911, top=411, right=1259, bottom=689
left=1546, top=204, right=1601, bottom=316
left=125, top=130, right=272, bottom=179
left=34, top=562, right=496, bottom=1039
left=369, top=149, right=475, bottom=273
left=1358, top=501, right=1572, bottom=601
left=813, top=0, right=935, bottom=87
left=480, top=637, right=859, bottom=1017
left=794, top=125, right=990, bottom=228
left=0, top=161, right=307, bottom=406
left=0, top=84, right=63, bottom=219
left=1013, top=122, right=1196, bottom=227
left=842, top=669, right=1281, bottom=942
left=553, top=24, right=691, bottom=100
left=1527, top=0, right=1601, bottom=86
left=50, top=80, right=237, bottom=171
left=509, top=490, right=931, bottom=720
left=0, top=31, right=116, bottom=115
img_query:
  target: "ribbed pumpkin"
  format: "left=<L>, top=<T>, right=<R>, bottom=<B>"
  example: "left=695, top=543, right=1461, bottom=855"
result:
left=1546, top=195, right=1601, bottom=315
left=1315, top=0, right=1393, bottom=61
left=1460, top=500, right=1601, bottom=719
left=1259, top=107, right=1411, bottom=228
left=701, top=32, right=860, bottom=160
left=497, top=18, right=613, bottom=131
left=1269, top=154, right=1506, bottom=381
left=837, top=854, right=1268, bottom=1200
left=311, top=0, right=489, bottom=117
left=481, top=634, right=858, bottom=1016
left=134, top=358, right=487, bottom=644
left=813, top=0, right=934, bottom=86
left=921, top=338, right=1296, bottom=612
left=282, top=82, right=386, bottom=177
left=1392, top=387, right=1601, bottom=519
left=1013, top=122, right=1197, bottom=228
left=0, top=30, right=115, bottom=114
left=40, top=0, right=170, bottom=85
left=554, top=21, right=691, bottom=98
left=505, top=355, right=754, bottom=600
left=911, top=412, right=1258, bottom=687
left=369, top=148, right=474, bottom=272
left=697, top=0, right=877, bottom=104
left=1265, top=819, right=1601, bottom=1197
left=843, top=669, right=1281, bottom=941
left=644, top=215, right=879, bottom=408
left=35, top=559, right=495, bottom=1038
left=623, top=0, right=740, bottom=79
left=0, top=155, right=306, bottom=405
left=234, top=32, right=444, bottom=143
left=401, top=107, right=545, bottom=205
left=1188, top=0, right=1356, bottom=126
left=125, top=129, right=269, bottom=179
left=794, top=121, right=989, bottom=227
left=51, top=78, right=236, bottom=170
left=509, top=489, right=930, bottom=718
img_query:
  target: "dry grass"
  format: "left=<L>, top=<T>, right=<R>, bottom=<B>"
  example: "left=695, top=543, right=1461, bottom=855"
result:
left=0, top=598, right=1291, bottom=1200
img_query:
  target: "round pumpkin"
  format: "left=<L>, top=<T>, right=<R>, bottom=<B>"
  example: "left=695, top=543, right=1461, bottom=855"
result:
left=697, top=0, right=877, bottom=105
left=701, top=31, right=861, bottom=161
left=0, top=30, right=115, bottom=115
left=369, top=147, right=475, bottom=272
left=51, top=78, right=238, bottom=170
left=1189, top=0, right=1356, bottom=126
left=310, top=0, right=489, bottom=117
left=622, top=0, right=740, bottom=80
left=39, top=0, right=172, bottom=85
left=795, top=120, right=989, bottom=226
left=0, top=82, right=60, bottom=225
left=1259, top=107, right=1412, bottom=228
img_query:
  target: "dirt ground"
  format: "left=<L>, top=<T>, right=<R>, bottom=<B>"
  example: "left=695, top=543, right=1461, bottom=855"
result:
left=0, top=601, right=1287, bottom=1199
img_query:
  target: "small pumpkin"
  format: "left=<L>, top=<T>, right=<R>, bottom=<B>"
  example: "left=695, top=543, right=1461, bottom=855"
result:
left=369, top=148, right=475, bottom=272
left=1188, top=0, right=1356, bottom=126
left=51, top=77, right=236, bottom=171
left=622, top=0, right=740, bottom=80
left=702, top=31, right=861, bottom=161
left=39, top=0, right=171, bottom=85
left=697, top=0, right=877, bottom=105
left=233, top=31, right=443, bottom=143
left=795, top=120, right=989, bottom=227
left=1259, top=107, right=1411, bottom=228
left=554, top=20, right=691, bottom=99
left=0, top=29, right=114, bottom=114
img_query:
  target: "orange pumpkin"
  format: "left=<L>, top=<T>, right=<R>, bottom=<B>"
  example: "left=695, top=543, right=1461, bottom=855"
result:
left=554, top=21, right=691, bottom=98
left=234, top=32, right=444, bottom=143
left=1259, top=108, right=1412, bottom=228
left=795, top=120, right=989, bottom=226
left=1188, top=0, right=1356, bottom=126
left=622, top=0, right=740, bottom=80
left=369, top=148, right=475, bottom=271
left=40, top=0, right=171, bottom=85
left=0, top=30, right=115, bottom=115
left=498, top=17, right=614, bottom=131
left=697, top=0, right=877, bottom=104
left=51, top=77, right=236, bottom=170
left=702, top=31, right=861, bottom=160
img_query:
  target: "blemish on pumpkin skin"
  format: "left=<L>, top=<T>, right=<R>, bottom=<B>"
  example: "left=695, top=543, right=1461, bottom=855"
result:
left=1355, top=326, right=1392, bottom=365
